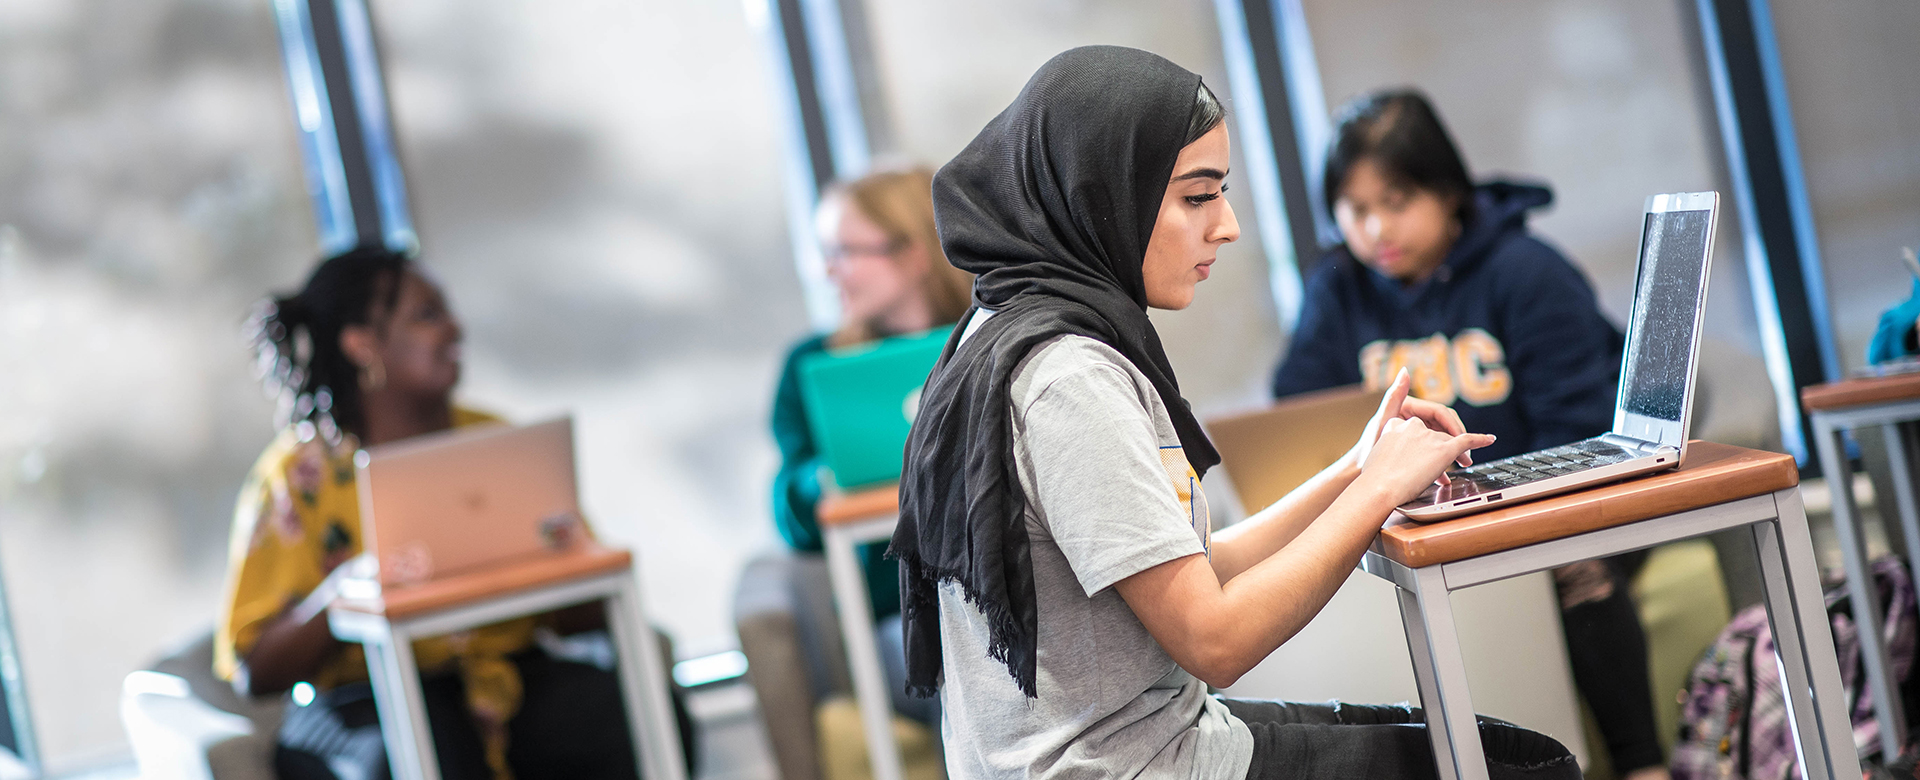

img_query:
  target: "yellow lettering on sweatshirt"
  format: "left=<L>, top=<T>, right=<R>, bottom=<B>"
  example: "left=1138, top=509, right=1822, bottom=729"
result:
left=1360, top=329, right=1513, bottom=408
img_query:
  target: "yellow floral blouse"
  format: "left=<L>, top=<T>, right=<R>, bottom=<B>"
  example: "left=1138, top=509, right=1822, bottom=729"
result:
left=215, top=408, right=546, bottom=779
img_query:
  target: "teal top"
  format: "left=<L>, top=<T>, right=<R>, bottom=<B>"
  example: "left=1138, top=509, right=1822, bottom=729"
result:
left=771, top=334, right=901, bottom=618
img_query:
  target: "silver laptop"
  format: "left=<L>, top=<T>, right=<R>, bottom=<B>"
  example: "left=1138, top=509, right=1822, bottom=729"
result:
left=1398, top=191, right=1719, bottom=521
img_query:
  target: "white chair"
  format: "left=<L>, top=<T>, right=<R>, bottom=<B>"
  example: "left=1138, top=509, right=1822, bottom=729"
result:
left=119, top=631, right=282, bottom=780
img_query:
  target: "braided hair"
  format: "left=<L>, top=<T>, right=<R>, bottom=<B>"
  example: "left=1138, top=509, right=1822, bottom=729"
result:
left=248, top=246, right=410, bottom=443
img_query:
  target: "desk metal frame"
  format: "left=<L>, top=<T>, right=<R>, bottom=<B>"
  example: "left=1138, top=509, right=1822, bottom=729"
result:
left=1810, top=396, right=1920, bottom=759
left=822, top=514, right=906, bottom=780
left=329, top=568, right=686, bottom=780
left=1362, top=488, right=1858, bottom=780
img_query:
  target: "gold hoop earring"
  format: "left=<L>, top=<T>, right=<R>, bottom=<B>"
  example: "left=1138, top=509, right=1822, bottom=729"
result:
left=360, top=358, right=386, bottom=391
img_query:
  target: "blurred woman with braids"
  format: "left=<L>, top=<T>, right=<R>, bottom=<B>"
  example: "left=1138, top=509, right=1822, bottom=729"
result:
left=215, top=246, right=687, bottom=780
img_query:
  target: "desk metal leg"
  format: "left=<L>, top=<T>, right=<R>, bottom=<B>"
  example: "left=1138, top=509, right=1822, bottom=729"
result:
left=1814, top=417, right=1907, bottom=759
left=1397, top=564, right=1487, bottom=780
left=1761, top=489, right=1864, bottom=780
left=1884, top=422, right=1920, bottom=617
left=364, top=629, right=440, bottom=780
left=608, top=573, right=688, bottom=780
left=823, top=525, right=905, bottom=780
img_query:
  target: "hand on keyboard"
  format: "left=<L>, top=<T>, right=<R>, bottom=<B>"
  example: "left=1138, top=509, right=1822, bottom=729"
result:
left=1353, top=368, right=1479, bottom=471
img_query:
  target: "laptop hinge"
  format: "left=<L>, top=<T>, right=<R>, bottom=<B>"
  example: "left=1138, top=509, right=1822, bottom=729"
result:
left=1600, top=432, right=1672, bottom=455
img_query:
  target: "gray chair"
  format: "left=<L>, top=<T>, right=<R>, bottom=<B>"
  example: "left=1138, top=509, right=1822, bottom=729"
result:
left=733, top=553, right=855, bottom=780
left=120, top=630, right=283, bottom=780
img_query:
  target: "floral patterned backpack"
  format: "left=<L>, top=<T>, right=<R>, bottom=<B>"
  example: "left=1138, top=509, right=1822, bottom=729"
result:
left=1673, top=556, right=1916, bottom=780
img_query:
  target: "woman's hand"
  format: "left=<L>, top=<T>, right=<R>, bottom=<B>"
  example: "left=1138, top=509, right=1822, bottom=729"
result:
left=1351, top=368, right=1475, bottom=469
left=1358, top=415, right=1496, bottom=507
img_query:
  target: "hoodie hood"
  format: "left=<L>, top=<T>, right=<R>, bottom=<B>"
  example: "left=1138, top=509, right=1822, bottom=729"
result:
left=1349, top=179, right=1553, bottom=300
left=1445, top=180, right=1553, bottom=275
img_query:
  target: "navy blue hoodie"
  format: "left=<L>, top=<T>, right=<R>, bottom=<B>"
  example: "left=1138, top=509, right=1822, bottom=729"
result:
left=1272, top=181, right=1623, bottom=461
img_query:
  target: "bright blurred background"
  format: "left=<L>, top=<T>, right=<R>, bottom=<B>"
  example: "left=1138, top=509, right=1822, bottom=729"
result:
left=0, top=0, right=1915, bottom=772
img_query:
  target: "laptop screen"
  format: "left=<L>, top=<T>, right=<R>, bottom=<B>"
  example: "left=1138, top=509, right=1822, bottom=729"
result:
left=1619, top=208, right=1713, bottom=423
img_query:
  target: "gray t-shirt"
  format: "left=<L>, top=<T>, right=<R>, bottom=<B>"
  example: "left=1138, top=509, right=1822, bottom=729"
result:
left=937, top=333, right=1254, bottom=780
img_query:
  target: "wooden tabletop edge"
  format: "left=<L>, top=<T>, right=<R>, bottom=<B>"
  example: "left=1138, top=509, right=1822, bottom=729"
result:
left=818, top=485, right=901, bottom=525
left=332, top=546, right=634, bottom=618
left=1801, top=372, right=1920, bottom=411
left=1374, top=442, right=1800, bottom=566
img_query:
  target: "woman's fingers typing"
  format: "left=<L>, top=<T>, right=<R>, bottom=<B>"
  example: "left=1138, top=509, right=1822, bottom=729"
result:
left=1351, top=369, right=1414, bottom=466
left=1395, top=396, right=1471, bottom=466
left=1362, top=416, right=1497, bottom=506
left=1380, top=368, right=1411, bottom=420
left=1453, top=432, right=1498, bottom=456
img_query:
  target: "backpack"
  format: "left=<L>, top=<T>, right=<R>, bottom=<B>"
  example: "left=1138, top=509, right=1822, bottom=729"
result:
left=1672, top=556, right=1917, bottom=780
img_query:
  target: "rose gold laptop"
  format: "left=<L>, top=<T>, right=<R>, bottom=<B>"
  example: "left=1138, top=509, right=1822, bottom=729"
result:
left=355, top=417, right=588, bottom=587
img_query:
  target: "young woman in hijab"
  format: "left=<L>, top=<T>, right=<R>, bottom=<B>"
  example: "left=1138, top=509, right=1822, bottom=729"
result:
left=1271, top=90, right=1664, bottom=779
left=218, top=247, right=692, bottom=780
left=891, top=46, right=1581, bottom=780
left=768, top=167, right=972, bottom=726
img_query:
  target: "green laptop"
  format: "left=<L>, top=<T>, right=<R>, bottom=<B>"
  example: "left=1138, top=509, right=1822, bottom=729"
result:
left=798, top=325, right=953, bottom=490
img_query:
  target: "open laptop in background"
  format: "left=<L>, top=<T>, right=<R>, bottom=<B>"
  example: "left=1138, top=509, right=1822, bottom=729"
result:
left=1208, top=385, right=1382, bottom=513
left=1398, top=191, right=1720, bottom=521
left=799, top=326, right=951, bottom=491
left=356, top=416, right=587, bottom=587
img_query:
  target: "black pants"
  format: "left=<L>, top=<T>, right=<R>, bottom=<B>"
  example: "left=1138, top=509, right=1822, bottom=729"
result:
left=1558, top=552, right=1663, bottom=773
left=1224, top=699, right=1580, bottom=780
left=276, top=648, right=696, bottom=780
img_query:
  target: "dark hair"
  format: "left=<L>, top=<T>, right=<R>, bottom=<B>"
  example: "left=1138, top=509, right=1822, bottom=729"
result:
left=1323, top=89, right=1474, bottom=224
left=1183, top=82, right=1226, bottom=147
left=248, top=246, right=410, bottom=442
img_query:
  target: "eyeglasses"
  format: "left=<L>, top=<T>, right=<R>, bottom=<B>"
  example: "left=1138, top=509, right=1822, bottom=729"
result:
left=821, top=239, right=904, bottom=264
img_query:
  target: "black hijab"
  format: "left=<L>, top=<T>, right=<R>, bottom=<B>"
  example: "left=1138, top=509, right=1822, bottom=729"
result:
left=890, top=46, right=1222, bottom=698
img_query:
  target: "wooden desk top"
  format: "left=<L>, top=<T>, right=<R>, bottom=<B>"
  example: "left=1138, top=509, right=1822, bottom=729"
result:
left=1802, top=371, right=1920, bottom=412
left=818, top=485, right=900, bottom=527
left=335, top=545, right=633, bottom=621
left=1376, top=441, right=1797, bottom=569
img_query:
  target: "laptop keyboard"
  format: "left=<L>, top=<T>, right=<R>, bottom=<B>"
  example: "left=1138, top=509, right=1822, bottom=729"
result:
left=1444, top=439, right=1637, bottom=491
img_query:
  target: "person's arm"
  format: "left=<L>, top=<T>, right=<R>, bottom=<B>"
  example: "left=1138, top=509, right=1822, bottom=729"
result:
left=771, top=339, right=828, bottom=551
left=219, top=456, right=346, bottom=698
left=1206, top=452, right=1361, bottom=584
left=1116, top=414, right=1491, bottom=689
left=232, top=568, right=348, bottom=696
left=1209, top=371, right=1470, bottom=583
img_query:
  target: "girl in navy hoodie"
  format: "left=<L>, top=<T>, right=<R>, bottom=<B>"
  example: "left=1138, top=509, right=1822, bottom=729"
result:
left=1272, top=90, right=1667, bottom=780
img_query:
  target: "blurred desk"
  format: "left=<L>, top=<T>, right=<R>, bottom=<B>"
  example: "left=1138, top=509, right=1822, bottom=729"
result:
left=1362, top=442, right=1856, bottom=780
left=329, top=546, right=685, bottom=780
left=1803, top=370, right=1920, bottom=757
left=816, top=486, right=904, bottom=780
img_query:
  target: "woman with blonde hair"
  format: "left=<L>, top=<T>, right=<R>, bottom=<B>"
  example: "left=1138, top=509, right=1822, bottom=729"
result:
left=814, top=167, right=974, bottom=348
left=768, top=166, right=972, bottom=727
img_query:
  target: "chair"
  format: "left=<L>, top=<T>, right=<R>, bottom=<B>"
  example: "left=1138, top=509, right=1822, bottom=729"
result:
left=119, top=630, right=282, bottom=780
left=733, top=553, right=850, bottom=780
